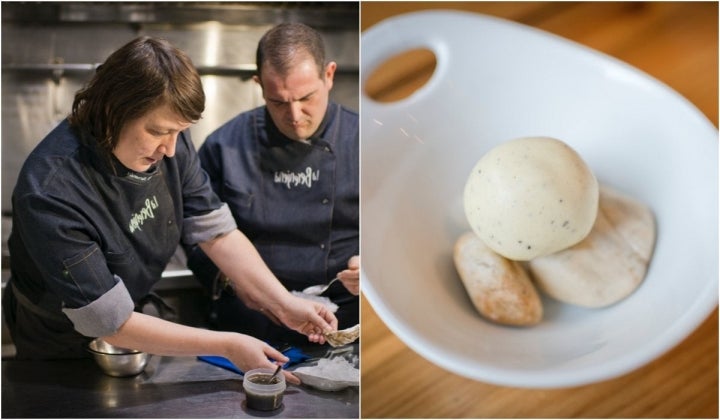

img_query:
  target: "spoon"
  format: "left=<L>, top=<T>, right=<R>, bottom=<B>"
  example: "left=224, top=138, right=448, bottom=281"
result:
left=270, top=364, right=282, bottom=381
left=301, top=278, right=340, bottom=296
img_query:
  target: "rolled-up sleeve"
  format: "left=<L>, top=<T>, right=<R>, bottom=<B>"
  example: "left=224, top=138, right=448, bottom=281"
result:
left=62, top=275, right=135, bottom=337
left=14, top=192, right=137, bottom=338
left=182, top=202, right=237, bottom=244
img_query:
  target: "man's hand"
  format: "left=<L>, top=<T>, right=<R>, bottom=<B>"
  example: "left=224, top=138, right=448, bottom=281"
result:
left=337, top=255, right=360, bottom=295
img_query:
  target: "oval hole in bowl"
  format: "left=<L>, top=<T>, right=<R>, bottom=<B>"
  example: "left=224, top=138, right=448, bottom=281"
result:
left=364, top=48, right=436, bottom=103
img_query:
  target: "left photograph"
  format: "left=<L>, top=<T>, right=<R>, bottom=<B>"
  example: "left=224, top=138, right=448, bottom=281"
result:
left=1, top=2, right=359, bottom=418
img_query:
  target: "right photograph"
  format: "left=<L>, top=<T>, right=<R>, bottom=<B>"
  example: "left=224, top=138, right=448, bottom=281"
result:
left=359, top=2, right=718, bottom=418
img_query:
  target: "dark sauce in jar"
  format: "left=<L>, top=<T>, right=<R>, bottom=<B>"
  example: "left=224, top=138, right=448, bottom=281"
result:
left=245, top=373, right=284, bottom=411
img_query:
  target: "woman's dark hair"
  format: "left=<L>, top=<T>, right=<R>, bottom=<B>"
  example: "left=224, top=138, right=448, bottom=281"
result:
left=69, top=36, right=205, bottom=153
left=256, top=23, right=326, bottom=80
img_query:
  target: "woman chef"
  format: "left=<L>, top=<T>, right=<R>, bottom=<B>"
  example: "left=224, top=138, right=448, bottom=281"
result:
left=2, top=36, right=337, bottom=384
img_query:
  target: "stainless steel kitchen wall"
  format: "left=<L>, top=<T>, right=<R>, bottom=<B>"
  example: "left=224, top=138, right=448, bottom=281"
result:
left=1, top=1, right=359, bottom=216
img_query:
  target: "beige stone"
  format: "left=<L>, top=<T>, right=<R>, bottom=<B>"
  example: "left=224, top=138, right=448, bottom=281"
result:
left=453, top=232, right=543, bottom=326
left=528, top=186, right=656, bottom=308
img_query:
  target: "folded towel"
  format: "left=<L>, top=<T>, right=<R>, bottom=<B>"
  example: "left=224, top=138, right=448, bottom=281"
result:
left=197, top=355, right=244, bottom=374
left=198, top=346, right=311, bottom=375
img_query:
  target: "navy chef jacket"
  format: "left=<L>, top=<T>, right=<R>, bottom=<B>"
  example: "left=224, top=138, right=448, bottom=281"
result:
left=187, top=102, right=359, bottom=307
left=5, top=119, right=235, bottom=358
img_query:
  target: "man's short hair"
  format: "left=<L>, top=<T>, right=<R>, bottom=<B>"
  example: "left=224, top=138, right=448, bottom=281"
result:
left=256, top=22, right=326, bottom=79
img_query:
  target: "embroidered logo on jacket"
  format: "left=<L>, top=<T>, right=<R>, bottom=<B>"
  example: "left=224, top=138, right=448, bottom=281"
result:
left=274, top=167, right=320, bottom=189
left=129, top=195, right=159, bottom=233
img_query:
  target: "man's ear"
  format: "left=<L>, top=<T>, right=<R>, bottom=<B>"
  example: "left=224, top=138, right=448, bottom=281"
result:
left=252, top=74, right=261, bottom=86
left=324, top=61, right=337, bottom=89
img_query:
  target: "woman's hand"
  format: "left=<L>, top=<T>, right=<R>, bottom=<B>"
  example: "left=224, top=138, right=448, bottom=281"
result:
left=225, top=332, right=301, bottom=385
left=103, top=312, right=303, bottom=385
left=275, top=295, right=338, bottom=343
left=199, top=231, right=338, bottom=342
left=336, top=255, right=360, bottom=295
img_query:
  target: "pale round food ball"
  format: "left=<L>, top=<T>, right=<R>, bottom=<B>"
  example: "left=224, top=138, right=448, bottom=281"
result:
left=464, top=136, right=599, bottom=261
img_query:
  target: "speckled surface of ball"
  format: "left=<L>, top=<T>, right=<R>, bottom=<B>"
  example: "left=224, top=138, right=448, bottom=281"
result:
left=464, top=137, right=599, bottom=261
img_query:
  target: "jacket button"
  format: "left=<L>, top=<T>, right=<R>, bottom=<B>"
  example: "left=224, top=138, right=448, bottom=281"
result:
left=322, top=198, right=329, bottom=204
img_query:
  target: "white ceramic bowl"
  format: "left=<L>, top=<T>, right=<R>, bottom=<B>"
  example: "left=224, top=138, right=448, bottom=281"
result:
left=361, top=11, right=718, bottom=388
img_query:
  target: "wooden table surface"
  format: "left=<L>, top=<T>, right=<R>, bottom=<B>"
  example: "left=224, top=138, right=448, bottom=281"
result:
left=359, top=2, right=718, bottom=418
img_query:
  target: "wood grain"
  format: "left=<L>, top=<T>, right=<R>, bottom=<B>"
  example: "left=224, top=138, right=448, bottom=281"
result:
left=360, top=2, right=718, bottom=418
left=362, top=299, right=717, bottom=418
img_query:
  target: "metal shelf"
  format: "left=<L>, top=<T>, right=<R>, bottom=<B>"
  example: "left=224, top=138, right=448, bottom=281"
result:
left=1, top=63, right=358, bottom=77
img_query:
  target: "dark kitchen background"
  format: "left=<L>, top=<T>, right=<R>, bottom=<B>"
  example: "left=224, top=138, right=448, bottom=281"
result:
left=0, top=1, right=359, bottom=357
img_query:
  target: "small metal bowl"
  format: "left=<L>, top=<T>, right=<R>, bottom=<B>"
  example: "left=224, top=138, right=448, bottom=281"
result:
left=87, top=338, right=149, bottom=377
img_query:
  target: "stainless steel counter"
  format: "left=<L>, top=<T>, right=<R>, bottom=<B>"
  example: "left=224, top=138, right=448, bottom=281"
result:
left=2, top=347, right=358, bottom=418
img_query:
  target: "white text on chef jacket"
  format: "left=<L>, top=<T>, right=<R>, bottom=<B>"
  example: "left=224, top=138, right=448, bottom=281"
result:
left=274, top=167, right=319, bottom=189
left=129, top=195, right=159, bottom=233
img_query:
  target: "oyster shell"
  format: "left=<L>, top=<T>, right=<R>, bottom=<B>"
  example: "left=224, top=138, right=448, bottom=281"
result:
left=324, top=324, right=359, bottom=347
